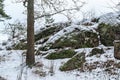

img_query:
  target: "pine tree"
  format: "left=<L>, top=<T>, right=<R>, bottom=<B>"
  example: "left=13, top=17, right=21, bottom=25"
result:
left=0, top=0, right=9, bottom=18
left=26, top=0, right=35, bottom=67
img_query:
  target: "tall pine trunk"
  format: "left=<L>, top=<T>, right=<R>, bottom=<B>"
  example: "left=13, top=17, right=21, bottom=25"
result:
left=114, top=30, right=120, bottom=60
left=26, top=0, right=35, bottom=67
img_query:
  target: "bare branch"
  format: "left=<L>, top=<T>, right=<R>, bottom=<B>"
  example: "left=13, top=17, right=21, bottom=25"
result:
left=35, top=2, right=85, bottom=19
left=23, top=0, right=28, bottom=7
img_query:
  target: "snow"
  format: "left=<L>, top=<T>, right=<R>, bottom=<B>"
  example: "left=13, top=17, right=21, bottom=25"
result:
left=4, top=0, right=26, bottom=23
left=52, top=14, right=68, bottom=23
left=0, top=0, right=26, bottom=44
left=0, top=47, right=120, bottom=80
left=99, top=12, right=120, bottom=25
left=0, top=50, right=24, bottom=80
left=0, top=33, right=8, bottom=43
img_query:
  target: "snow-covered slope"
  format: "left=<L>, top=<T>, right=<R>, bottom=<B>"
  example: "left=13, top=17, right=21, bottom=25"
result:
left=0, top=47, right=120, bottom=80
left=99, top=12, right=120, bottom=25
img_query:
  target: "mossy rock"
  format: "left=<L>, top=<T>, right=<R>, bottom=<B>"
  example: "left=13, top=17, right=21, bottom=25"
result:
left=35, top=24, right=65, bottom=41
left=59, top=52, right=86, bottom=71
left=98, top=23, right=120, bottom=46
left=50, top=38, right=79, bottom=49
left=50, top=31, right=99, bottom=49
left=45, top=49, right=76, bottom=59
left=13, top=42, right=27, bottom=50
left=89, top=48, right=104, bottom=56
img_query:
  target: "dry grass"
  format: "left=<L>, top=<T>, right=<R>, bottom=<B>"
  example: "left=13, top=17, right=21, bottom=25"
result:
left=79, top=60, right=120, bottom=75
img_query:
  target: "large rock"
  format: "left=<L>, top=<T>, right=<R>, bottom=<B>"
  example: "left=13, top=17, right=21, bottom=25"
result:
left=98, top=23, right=120, bottom=46
left=59, top=52, right=86, bottom=71
left=35, top=22, right=71, bottom=41
left=35, top=27, right=58, bottom=41
left=50, top=30, right=99, bottom=49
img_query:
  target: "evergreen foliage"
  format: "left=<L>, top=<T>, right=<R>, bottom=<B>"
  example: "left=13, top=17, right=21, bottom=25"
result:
left=0, top=0, right=9, bottom=18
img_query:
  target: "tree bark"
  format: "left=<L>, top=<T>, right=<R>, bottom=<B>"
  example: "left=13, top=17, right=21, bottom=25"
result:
left=114, top=41, right=120, bottom=59
left=114, top=31, right=120, bottom=60
left=26, top=0, right=35, bottom=67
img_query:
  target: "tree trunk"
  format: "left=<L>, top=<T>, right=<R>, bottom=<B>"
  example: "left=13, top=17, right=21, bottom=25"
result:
left=26, top=0, right=35, bottom=67
left=114, top=31, right=120, bottom=60
left=114, top=41, right=120, bottom=59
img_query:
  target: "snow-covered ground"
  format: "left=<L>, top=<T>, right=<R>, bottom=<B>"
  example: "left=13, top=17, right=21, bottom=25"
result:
left=0, top=47, right=120, bottom=80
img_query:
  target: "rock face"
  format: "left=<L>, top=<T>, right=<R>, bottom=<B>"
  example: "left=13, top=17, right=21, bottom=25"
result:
left=98, top=23, right=120, bottom=46
left=35, top=16, right=120, bottom=48
left=35, top=27, right=58, bottom=41
left=51, top=31, right=99, bottom=49
left=35, top=22, right=71, bottom=41
left=59, top=52, right=86, bottom=71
